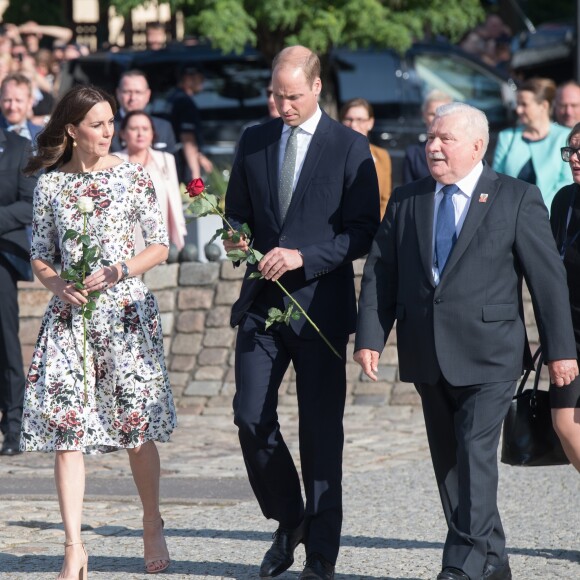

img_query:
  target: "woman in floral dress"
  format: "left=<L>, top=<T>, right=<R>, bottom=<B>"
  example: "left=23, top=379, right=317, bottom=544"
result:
left=21, top=85, right=176, bottom=578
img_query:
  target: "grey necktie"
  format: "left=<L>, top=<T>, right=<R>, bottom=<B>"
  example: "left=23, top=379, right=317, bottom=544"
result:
left=279, top=126, right=298, bottom=221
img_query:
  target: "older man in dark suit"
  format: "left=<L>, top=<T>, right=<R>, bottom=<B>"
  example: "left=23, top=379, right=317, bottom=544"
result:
left=0, top=128, right=36, bottom=455
left=224, top=45, right=379, bottom=580
left=354, top=102, right=578, bottom=580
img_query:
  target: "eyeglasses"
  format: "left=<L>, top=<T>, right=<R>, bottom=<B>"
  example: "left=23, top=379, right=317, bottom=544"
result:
left=342, top=117, right=370, bottom=124
left=561, top=147, right=580, bottom=162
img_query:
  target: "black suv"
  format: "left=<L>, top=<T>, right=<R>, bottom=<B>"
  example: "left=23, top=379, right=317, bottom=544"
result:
left=62, top=42, right=516, bottom=187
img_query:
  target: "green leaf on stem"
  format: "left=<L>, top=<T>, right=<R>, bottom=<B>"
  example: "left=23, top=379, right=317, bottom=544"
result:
left=74, top=282, right=85, bottom=291
left=227, top=249, right=248, bottom=262
left=61, top=269, right=78, bottom=281
left=248, top=271, right=264, bottom=279
left=85, top=246, right=99, bottom=262
left=85, top=300, right=97, bottom=311
left=208, top=227, right=228, bottom=246
left=265, top=304, right=302, bottom=331
left=63, top=229, right=78, bottom=242
left=240, top=223, right=252, bottom=238
left=83, top=309, right=93, bottom=320
left=265, top=307, right=283, bottom=330
left=79, top=235, right=91, bottom=246
left=188, top=193, right=221, bottom=217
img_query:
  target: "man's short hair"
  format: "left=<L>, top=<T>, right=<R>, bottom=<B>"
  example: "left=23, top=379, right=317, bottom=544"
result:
left=118, top=69, right=150, bottom=88
left=422, top=89, right=453, bottom=112
left=0, top=73, right=32, bottom=96
left=435, top=102, right=490, bottom=154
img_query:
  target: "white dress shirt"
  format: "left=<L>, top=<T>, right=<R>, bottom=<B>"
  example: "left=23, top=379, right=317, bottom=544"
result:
left=278, top=106, right=322, bottom=192
left=432, top=161, right=484, bottom=284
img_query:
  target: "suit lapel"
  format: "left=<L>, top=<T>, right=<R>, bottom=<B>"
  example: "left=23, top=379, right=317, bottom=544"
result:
left=442, top=167, right=500, bottom=277
left=414, top=180, right=437, bottom=287
left=282, top=113, right=330, bottom=225
left=266, top=119, right=284, bottom=228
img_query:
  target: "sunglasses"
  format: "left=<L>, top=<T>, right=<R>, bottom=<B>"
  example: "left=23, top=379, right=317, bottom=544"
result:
left=561, top=147, right=580, bottom=162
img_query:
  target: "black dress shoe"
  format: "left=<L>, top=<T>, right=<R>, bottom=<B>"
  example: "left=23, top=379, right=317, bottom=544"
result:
left=299, top=553, right=335, bottom=580
left=0, top=438, right=22, bottom=456
left=259, top=521, right=304, bottom=578
left=437, top=568, right=470, bottom=580
left=481, top=560, right=512, bottom=580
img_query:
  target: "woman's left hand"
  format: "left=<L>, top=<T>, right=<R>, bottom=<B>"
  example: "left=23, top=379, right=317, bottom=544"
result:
left=83, top=265, right=119, bottom=294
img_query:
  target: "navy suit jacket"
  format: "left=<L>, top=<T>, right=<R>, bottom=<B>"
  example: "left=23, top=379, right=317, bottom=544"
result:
left=0, top=129, right=37, bottom=280
left=402, top=142, right=430, bottom=185
left=355, top=164, right=576, bottom=385
left=0, top=116, right=42, bottom=143
left=226, top=112, right=380, bottom=338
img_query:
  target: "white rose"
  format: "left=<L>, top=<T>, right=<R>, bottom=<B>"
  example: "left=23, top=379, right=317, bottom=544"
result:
left=77, top=197, right=95, bottom=214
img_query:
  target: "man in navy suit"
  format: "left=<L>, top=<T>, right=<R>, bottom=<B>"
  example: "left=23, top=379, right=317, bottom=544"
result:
left=0, top=73, right=43, bottom=143
left=224, top=45, right=379, bottom=580
left=0, top=128, right=37, bottom=455
left=355, top=103, right=577, bottom=580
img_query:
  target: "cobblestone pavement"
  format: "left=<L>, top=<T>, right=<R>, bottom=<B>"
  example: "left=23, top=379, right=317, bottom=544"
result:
left=0, top=403, right=578, bottom=579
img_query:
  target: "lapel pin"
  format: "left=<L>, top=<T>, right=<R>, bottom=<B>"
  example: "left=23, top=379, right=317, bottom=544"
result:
left=479, top=193, right=489, bottom=203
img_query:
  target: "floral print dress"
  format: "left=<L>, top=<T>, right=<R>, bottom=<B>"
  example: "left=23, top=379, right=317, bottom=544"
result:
left=21, top=161, right=177, bottom=454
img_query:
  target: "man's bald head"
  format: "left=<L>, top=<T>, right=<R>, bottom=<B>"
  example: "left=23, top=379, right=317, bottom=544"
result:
left=272, top=45, right=321, bottom=86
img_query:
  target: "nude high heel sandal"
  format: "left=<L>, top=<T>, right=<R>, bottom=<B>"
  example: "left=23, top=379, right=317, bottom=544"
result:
left=59, top=541, right=88, bottom=580
left=143, top=517, right=170, bottom=574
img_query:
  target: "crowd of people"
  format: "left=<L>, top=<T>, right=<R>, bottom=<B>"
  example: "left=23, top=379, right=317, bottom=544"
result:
left=0, top=11, right=580, bottom=580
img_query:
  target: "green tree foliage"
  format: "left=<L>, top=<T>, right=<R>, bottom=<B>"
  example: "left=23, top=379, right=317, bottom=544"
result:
left=3, top=0, right=66, bottom=25
left=111, top=0, right=485, bottom=61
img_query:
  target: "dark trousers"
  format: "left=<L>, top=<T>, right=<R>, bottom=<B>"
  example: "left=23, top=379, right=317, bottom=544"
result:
left=233, top=310, right=347, bottom=564
left=0, top=257, right=25, bottom=441
left=416, top=378, right=515, bottom=580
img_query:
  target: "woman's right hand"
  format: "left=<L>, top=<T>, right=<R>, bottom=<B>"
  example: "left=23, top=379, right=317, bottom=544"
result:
left=54, top=279, right=88, bottom=306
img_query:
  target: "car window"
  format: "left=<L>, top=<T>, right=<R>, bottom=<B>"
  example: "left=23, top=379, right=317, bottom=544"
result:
left=333, top=49, right=403, bottom=104
left=138, top=59, right=271, bottom=120
left=411, top=52, right=511, bottom=124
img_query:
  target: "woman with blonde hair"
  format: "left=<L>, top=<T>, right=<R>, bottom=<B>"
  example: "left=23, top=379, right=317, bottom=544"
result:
left=493, top=77, right=571, bottom=209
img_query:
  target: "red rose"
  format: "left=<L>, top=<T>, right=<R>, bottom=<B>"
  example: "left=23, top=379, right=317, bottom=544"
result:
left=186, top=178, right=205, bottom=197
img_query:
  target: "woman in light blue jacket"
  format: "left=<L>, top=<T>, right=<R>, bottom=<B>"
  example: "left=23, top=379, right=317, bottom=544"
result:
left=493, top=77, right=571, bottom=211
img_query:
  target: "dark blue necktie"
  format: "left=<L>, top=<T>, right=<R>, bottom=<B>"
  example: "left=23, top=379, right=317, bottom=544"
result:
left=435, top=184, right=459, bottom=274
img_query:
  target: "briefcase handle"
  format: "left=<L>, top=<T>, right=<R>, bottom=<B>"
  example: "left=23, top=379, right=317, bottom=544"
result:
left=513, top=346, right=544, bottom=419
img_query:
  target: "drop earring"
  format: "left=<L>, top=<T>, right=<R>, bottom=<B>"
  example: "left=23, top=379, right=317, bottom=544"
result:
left=72, top=140, right=77, bottom=147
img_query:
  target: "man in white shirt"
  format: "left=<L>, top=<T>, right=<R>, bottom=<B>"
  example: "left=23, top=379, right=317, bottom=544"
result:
left=223, top=45, right=379, bottom=580
left=355, top=102, right=578, bottom=580
left=0, top=73, right=42, bottom=142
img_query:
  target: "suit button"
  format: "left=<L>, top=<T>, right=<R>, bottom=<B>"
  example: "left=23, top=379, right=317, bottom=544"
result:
left=280, top=235, right=286, bottom=241
left=434, top=298, right=441, bottom=304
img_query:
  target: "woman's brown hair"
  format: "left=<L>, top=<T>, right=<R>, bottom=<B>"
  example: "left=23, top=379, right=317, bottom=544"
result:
left=518, top=77, right=557, bottom=107
left=24, top=84, right=117, bottom=175
left=119, top=109, right=158, bottom=145
left=338, top=98, right=374, bottom=122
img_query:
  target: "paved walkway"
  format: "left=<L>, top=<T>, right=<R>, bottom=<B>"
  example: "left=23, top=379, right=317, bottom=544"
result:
left=0, top=403, right=578, bottom=579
